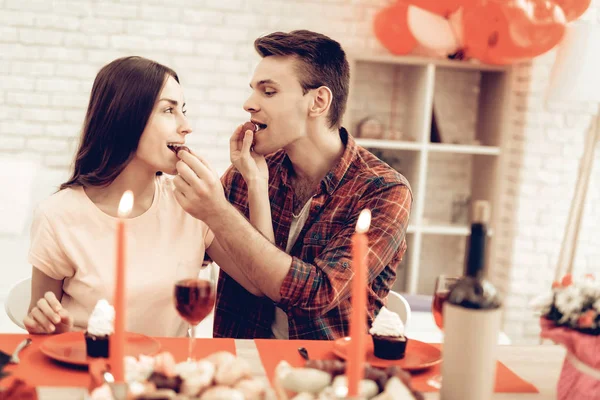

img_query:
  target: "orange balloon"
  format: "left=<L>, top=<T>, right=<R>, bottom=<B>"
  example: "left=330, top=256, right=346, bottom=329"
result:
left=505, top=0, right=566, bottom=58
left=463, top=0, right=566, bottom=65
left=552, top=0, right=591, bottom=21
left=373, top=3, right=417, bottom=55
left=403, top=0, right=479, bottom=18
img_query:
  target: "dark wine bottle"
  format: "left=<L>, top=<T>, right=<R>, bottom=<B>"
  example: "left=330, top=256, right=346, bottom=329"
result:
left=441, top=200, right=503, bottom=400
left=447, top=201, right=501, bottom=310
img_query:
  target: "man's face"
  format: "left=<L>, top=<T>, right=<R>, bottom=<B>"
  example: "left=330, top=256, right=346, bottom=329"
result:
left=243, top=56, right=313, bottom=155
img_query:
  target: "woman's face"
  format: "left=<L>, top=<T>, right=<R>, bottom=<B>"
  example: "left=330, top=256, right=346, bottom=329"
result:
left=135, top=75, right=192, bottom=175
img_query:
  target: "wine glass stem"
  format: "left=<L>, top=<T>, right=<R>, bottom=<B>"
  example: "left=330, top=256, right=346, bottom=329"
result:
left=188, top=324, right=196, bottom=362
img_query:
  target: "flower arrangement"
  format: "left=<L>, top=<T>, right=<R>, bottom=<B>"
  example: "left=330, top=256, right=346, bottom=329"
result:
left=532, top=274, right=600, bottom=400
left=533, top=274, right=600, bottom=335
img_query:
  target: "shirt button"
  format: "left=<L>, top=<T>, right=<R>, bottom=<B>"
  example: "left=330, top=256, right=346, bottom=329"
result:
left=312, top=233, right=320, bottom=240
left=315, top=205, right=321, bottom=210
left=342, top=262, right=349, bottom=268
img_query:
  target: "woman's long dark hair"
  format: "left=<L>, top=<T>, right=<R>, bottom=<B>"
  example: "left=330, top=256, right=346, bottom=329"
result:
left=60, top=56, right=178, bottom=190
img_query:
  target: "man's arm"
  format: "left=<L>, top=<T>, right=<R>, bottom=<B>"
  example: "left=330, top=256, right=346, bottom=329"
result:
left=205, top=238, right=264, bottom=296
left=173, top=150, right=411, bottom=311
left=207, top=182, right=412, bottom=312
left=205, top=204, right=292, bottom=301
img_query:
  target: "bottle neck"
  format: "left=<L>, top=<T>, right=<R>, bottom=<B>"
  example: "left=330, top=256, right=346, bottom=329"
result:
left=465, top=223, right=486, bottom=279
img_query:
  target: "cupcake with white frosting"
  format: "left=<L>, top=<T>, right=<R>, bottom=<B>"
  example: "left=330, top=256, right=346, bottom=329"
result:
left=85, top=299, right=115, bottom=358
left=369, top=306, right=408, bottom=360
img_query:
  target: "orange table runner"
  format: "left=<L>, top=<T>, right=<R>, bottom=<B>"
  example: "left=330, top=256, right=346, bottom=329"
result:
left=0, top=334, right=235, bottom=388
left=254, top=339, right=539, bottom=394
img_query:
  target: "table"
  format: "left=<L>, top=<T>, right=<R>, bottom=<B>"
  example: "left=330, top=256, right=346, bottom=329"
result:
left=408, top=311, right=512, bottom=345
left=33, top=340, right=565, bottom=400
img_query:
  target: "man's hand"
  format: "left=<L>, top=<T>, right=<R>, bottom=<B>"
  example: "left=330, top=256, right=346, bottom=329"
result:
left=23, top=291, right=73, bottom=334
left=173, top=149, right=229, bottom=223
left=229, top=124, right=268, bottom=185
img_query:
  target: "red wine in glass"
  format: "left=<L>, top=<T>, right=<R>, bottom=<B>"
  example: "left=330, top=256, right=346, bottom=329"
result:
left=175, top=279, right=215, bottom=325
left=432, top=291, right=450, bottom=330
left=432, top=276, right=459, bottom=331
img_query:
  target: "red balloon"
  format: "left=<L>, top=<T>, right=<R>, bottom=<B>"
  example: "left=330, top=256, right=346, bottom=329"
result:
left=552, top=0, right=591, bottom=21
left=373, top=3, right=417, bottom=55
left=462, top=0, right=566, bottom=64
left=403, top=0, right=479, bottom=18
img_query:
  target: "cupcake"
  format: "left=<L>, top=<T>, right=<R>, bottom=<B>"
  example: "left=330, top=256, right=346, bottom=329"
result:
left=369, top=306, right=408, bottom=360
left=85, top=299, right=115, bottom=358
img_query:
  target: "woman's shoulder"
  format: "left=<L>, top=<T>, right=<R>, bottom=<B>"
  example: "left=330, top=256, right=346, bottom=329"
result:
left=35, top=186, right=84, bottom=216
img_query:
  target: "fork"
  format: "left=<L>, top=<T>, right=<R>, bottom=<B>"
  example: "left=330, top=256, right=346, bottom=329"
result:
left=9, top=338, right=32, bottom=364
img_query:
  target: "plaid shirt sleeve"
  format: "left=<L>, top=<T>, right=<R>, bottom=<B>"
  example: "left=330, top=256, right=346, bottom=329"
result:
left=276, top=180, right=412, bottom=318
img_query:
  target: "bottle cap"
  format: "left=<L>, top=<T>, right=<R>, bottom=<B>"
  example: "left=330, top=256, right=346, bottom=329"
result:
left=472, top=200, right=490, bottom=224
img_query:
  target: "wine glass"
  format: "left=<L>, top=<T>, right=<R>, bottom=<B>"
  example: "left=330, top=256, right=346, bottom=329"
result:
left=428, top=275, right=459, bottom=389
left=432, top=275, right=459, bottom=331
left=174, top=263, right=217, bottom=361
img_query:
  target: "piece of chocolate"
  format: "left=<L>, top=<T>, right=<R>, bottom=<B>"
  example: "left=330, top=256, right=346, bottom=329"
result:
left=147, top=372, right=183, bottom=393
left=167, top=144, right=190, bottom=155
left=241, top=121, right=258, bottom=133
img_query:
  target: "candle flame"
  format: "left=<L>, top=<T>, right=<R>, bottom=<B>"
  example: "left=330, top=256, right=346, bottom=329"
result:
left=355, top=209, right=371, bottom=233
left=117, top=190, right=134, bottom=218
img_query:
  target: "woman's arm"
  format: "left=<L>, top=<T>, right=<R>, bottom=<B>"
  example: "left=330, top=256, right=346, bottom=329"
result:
left=24, top=267, right=73, bottom=334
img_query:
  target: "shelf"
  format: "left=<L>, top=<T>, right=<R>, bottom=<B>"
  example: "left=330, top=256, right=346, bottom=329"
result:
left=356, top=139, right=422, bottom=151
left=349, top=53, right=509, bottom=72
left=411, top=224, right=494, bottom=236
left=427, top=143, right=500, bottom=155
left=357, top=140, right=501, bottom=156
left=421, top=224, right=470, bottom=235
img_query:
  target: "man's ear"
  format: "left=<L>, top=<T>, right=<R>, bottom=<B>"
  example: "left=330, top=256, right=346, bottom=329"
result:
left=308, top=86, right=333, bottom=119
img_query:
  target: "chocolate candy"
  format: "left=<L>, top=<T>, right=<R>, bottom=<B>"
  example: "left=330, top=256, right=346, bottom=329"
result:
left=167, top=144, right=190, bottom=155
left=147, top=372, right=183, bottom=393
left=241, top=122, right=258, bottom=133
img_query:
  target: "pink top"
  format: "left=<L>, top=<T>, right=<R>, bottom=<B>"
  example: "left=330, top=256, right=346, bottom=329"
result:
left=28, top=175, right=213, bottom=337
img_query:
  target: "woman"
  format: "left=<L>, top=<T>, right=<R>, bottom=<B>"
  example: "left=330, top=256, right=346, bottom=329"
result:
left=24, top=56, right=212, bottom=337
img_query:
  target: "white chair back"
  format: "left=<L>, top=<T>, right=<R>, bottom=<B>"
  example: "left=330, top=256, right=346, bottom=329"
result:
left=5, top=277, right=31, bottom=330
left=386, top=290, right=412, bottom=329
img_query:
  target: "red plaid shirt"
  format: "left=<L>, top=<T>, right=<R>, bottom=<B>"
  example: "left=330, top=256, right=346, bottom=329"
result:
left=211, top=128, right=412, bottom=339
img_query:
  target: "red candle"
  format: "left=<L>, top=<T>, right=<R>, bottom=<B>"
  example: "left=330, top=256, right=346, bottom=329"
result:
left=347, top=209, right=371, bottom=397
left=110, top=190, right=133, bottom=383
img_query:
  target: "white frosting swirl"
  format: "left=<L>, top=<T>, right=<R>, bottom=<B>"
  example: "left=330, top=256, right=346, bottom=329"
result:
left=369, top=306, right=404, bottom=337
left=87, top=299, right=115, bottom=336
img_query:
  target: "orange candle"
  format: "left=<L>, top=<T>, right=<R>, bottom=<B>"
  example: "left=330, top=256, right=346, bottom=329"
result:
left=347, top=209, right=371, bottom=397
left=110, top=190, right=133, bottom=383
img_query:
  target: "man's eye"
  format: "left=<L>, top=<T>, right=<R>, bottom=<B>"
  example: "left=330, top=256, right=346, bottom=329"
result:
left=265, top=91, right=275, bottom=97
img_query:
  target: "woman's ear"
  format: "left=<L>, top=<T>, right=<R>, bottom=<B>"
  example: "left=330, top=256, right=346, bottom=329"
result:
left=308, top=86, right=333, bottom=119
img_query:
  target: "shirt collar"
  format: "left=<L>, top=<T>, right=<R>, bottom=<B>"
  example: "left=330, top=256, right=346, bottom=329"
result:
left=279, top=127, right=357, bottom=196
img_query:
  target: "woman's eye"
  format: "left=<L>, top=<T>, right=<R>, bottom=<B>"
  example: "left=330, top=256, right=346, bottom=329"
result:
left=165, top=107, right=173, bottom=114
left=182, top=109, right=187, bottom=116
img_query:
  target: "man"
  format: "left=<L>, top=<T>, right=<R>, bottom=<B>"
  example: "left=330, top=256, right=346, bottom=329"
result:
left=174, top=30, right=412, bottom=340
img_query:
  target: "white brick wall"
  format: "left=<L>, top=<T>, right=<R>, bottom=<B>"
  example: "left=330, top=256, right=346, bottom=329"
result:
left=0, top=0, right=599, bottom=344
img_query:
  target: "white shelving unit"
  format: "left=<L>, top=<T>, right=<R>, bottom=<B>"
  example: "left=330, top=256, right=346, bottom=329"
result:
left=346, top=54, right=512, bottom=295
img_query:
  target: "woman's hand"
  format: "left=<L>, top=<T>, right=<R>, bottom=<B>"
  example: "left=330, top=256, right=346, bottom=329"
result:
left=24, top=291, right=73, bottom=334
left=229, top=124, right=268, bottom=185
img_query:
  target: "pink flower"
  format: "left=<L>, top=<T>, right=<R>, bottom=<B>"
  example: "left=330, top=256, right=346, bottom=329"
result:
left=577, top=310, right=596, bottom=329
